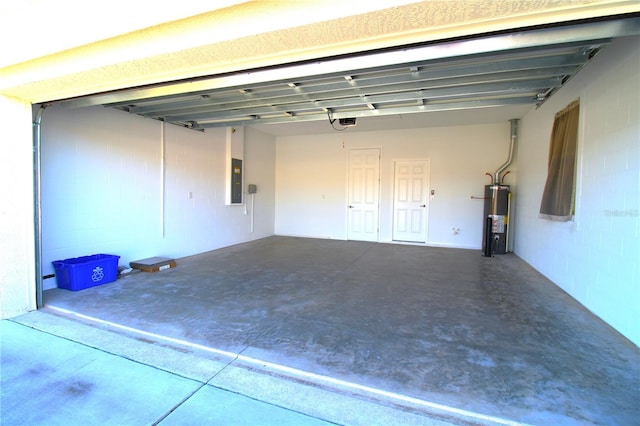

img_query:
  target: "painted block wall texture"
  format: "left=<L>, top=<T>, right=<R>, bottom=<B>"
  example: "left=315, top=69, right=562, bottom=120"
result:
left=275, top=135, right=348, bottom=240
left=0, top=96, right=36, bottom=317
left=514, top=35, right=639, bottom=346
left=274, top=122, right=512, bottom=248
left=41, top=106, right=276, bottom=289
left=245, top=127, right=277, bottom=235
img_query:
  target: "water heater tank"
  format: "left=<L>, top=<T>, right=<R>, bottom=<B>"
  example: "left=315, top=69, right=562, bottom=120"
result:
left=482, top=184, right=510, bottom=256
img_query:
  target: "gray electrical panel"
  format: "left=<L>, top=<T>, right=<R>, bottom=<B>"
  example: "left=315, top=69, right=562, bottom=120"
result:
left=231, top=158, right=242, bottom=204
left=247, top=184, right=257, bottom=194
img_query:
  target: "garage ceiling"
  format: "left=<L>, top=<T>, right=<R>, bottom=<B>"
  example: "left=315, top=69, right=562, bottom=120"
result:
left=58, top=17, right=639, bottom=132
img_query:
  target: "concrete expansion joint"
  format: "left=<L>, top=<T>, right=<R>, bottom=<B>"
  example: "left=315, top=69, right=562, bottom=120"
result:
left=32, top=307, right=525, bottom=426
left=336, top=242, right=377, bottom=274
left=7, top=315, right=207, bottom=384
left=151, top=382, right=208, bottom=426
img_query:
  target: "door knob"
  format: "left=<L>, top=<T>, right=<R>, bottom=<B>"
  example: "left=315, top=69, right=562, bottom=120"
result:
left=420, top=204, right=426, bottom=207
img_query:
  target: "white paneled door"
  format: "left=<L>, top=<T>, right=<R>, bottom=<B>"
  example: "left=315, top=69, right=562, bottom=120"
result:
left=393, top=160, right=430, bottom=243
left=348, top=149, right=380, bottom=242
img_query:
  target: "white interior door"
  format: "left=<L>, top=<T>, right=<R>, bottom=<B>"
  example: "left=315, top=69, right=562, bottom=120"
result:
left=348, top=149, right=380, bottom=242
left=393, top=160, right=429, bottom=242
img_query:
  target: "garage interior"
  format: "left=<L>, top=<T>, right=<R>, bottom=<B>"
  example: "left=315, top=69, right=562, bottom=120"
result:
left=1, top=2, right=639, bottom=425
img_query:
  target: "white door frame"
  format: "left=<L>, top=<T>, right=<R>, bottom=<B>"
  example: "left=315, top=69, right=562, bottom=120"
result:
left=347, top=148, right=380, bottom=242
left=392, top=159, right=430, bottom=243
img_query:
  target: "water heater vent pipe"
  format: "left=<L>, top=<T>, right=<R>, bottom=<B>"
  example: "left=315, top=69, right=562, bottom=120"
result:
left=494, top=119, right=519, bottom=184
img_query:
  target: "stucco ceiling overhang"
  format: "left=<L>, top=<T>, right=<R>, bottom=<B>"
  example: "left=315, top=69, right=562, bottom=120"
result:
left=2, top=1, right=640, bottom=104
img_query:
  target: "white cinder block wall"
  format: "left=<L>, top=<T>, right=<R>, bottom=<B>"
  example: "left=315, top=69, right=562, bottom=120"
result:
left=41, top=106, right=275, bottom=289
left=514, top=35, right=640, bottom=346
left=275, top=122, right=514, bottom=248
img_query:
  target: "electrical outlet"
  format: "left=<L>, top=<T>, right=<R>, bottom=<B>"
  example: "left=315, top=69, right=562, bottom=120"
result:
left=451, top=227, right=460, bottom=235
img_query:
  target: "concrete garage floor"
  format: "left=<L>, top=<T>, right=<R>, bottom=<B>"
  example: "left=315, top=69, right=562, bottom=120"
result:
left=4, top=236, right=639, bottom=425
